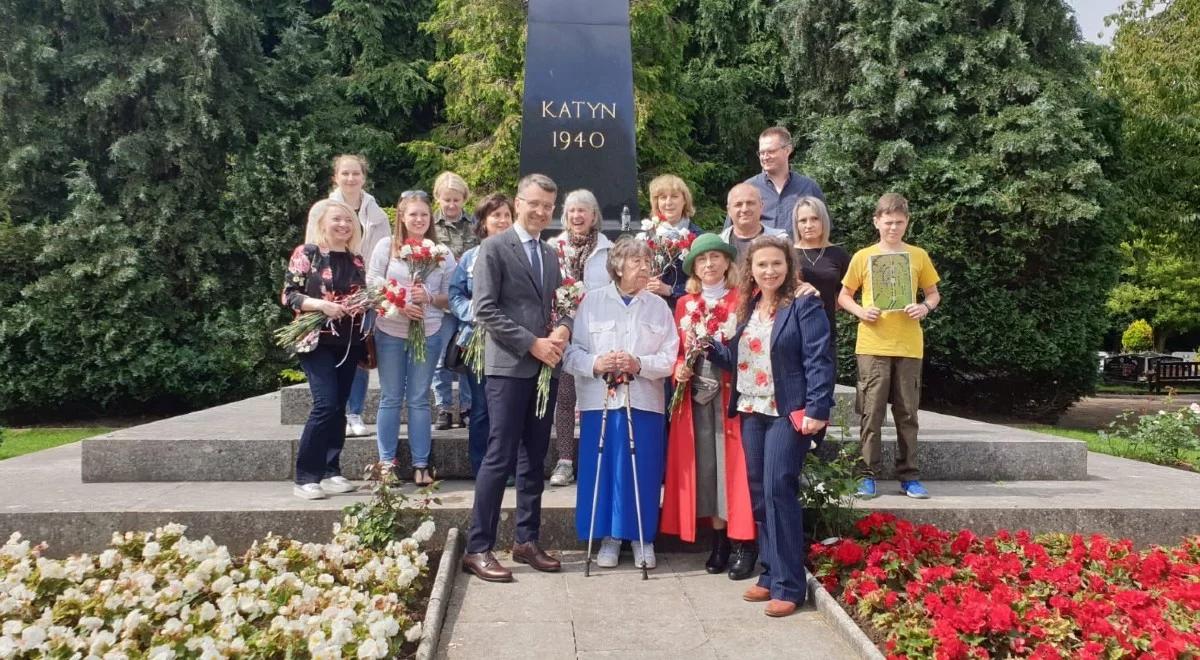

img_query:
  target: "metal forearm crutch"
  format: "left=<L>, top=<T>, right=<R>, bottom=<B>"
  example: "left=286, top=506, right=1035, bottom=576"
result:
left=624, top=379, right=649, bottom=580
left=584, top=381, right=613, bottom=578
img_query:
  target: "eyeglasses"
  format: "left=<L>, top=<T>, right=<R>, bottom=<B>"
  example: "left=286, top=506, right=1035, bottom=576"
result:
left=401, top=190, right=430, bottom=200
left=757, top=145, right=789, bottom=157
left=517, top=196, right=555, bottom=212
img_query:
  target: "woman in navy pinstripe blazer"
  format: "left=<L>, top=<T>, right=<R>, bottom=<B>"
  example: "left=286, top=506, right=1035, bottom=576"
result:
left=707, top=235, right=835, bottom=617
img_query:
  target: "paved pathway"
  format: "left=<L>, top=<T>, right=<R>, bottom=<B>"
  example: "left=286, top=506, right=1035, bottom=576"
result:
left=436, top=550, right=854, bottom=659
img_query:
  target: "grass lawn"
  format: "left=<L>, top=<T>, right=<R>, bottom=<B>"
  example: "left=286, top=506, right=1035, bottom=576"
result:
left=1023, top=424, right=1200, bottom=470
left=0, top=427, right=113, bottom=461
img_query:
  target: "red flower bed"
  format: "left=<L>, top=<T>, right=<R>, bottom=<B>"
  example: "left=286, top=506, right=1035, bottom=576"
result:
left=809, top=513, right=1200, bottom=659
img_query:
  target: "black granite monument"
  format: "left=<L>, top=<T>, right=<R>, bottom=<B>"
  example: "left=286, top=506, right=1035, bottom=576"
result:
left=519, top=0, right=638, bottom=231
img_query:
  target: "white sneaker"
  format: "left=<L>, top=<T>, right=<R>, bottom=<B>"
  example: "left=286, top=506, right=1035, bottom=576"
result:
left=631, top=541, right=656, bottom=569
left=293, top=483, right=327, bottom=500
left=345, top=414, right=368, bottom=437
left=596, top=536, right=620, bottom=568
left=549, top=460, right=574, bottom=487
left=320, top=476, right=356, bottom=494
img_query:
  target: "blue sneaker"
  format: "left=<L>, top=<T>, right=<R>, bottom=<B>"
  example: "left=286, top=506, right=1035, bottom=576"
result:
left=900, top=480, right=930, bottom=499
left=856, top=478, right=878, bottom=499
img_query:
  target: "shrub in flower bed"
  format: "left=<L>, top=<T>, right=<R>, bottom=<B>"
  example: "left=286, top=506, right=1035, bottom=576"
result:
left=0, top=515, right=437, bottom=658
left=810, top=513, right=1200, bottom=659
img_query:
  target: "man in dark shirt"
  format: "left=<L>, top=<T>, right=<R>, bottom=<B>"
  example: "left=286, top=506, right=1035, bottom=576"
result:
left=724, top=126, right=825, bottom=238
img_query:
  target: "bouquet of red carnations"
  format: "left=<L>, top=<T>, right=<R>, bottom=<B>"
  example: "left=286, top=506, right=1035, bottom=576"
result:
left=376, top=278, right=408, bottom=319
left=636, top=213, right=695, bottom=277
left=535, top=276, right=587, bottom=418
left=397, top=238, right=452, bottom=363
left=274, top=287, right=382, bottom=354
left=668, top=296, right=736, bottom=412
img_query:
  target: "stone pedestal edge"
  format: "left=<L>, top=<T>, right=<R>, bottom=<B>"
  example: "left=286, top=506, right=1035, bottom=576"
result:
left=417, top=527, right=463, bottom=660
left=806, top=574, right=885, bottom=660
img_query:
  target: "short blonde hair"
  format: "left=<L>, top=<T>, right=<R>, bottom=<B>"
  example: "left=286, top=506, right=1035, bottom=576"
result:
left=605, top=237, right=653, bottom=283
left=648, top=174, right=696, bottom=219
left=305, top=199, right=363, bottom=254
left=433, top=171, right=470, bottom=201
left=684, top=253, right=740, bottom=294
left=792, top=196, right=832, bottom=246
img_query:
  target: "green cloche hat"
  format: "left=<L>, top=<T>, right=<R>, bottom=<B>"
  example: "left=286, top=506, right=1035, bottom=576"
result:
left=682, top=233, right=738, bottom=276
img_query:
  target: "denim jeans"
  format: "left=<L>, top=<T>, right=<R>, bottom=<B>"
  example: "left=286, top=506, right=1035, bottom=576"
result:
left=346, top=310, right=375, bottom=416
left=296, top=343, right=362, bottom=485
left=432, top=315, right=472, bottom=411
left=375, top=328, right=444, bottom=467
left=347, top=367, right=368, bottom=416
left=466, top=371, right=490, bottom=476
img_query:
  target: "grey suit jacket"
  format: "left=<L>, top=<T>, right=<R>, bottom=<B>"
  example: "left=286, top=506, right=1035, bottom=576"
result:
left=473, top=226, right=573, bottom=378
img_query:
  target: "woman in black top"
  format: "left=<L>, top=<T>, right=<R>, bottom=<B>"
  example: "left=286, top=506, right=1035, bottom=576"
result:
left=791, top=196, right=850, bottom=381
left=281, top=199, right=368, bottom=500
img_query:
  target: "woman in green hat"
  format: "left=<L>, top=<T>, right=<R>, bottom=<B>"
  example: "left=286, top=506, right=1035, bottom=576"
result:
left=660, top=233, right=758, bottom=579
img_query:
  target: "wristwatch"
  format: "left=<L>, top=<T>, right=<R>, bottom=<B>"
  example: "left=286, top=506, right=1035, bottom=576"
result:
left=921, top=301, right=933, bottom=314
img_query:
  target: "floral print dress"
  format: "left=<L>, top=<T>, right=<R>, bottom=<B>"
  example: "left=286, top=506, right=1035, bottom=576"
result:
left=736, top=311, right=777, bottom=416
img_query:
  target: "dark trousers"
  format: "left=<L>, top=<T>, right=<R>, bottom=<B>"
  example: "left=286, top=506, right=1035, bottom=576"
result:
left=740, top=412, right=816, bottom=605
left=466, top=374, right=558, bottom=553
left=297, top=343, right=362, bottom=485
left=466, top=372, right=490, bottom=476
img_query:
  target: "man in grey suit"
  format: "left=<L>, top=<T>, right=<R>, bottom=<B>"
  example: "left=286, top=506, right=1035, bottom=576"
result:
left=462, top=173, right=573, bottom=582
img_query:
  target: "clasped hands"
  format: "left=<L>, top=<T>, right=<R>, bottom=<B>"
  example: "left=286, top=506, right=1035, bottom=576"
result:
left=593, top=349, right=639, bottom=377
left=530, top=326, right=571, bottom=367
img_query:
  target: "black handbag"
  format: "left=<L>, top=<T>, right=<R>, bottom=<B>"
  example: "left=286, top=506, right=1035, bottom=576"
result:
left=443, top=324, right=471, bottom=375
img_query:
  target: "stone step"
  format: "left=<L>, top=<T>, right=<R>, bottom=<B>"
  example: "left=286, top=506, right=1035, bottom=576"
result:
left=6, top=444, right=1198, bottom=557
left=280, top=380, right=863, bottom=425
left=83, top=393, right=1087, bottom=482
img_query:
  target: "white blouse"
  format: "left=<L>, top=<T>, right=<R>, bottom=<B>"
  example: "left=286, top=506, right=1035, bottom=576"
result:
left=563, top=284, right=679, bottom=413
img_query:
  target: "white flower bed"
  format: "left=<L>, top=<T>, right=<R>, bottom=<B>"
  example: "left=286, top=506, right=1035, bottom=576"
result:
left=0, top=517, right=437, bottom=658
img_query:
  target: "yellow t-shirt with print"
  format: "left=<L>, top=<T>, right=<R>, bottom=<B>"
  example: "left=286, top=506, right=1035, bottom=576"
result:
left=841, top=243, right=940, bottom=359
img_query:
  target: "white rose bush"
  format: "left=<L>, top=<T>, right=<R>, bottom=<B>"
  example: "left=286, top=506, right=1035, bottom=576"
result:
left=0, top=510, right=436, bottom=658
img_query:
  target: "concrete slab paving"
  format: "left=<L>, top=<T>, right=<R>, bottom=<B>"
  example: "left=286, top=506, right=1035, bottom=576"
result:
left=2, top=441, right=1199, bottom=555
left=436, top=551, right=856, bottom=659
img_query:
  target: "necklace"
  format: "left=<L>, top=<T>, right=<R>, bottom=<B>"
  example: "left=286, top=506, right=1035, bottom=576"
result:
left=798, top=245, right=826, bottom=267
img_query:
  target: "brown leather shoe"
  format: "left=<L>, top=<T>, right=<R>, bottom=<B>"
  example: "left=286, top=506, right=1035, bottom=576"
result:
left=511, top=541, right=561, bottom=572
left=764, top=599, right=798, bottom=617
left=742, top=585, right=771, bottom=602
left=461, top=552, right=513, bottom=582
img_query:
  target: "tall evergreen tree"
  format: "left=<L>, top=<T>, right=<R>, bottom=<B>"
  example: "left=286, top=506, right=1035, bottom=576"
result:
left=775, top=0, right=1119, bottom=417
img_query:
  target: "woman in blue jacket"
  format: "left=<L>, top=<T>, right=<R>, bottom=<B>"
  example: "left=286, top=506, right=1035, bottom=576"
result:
left=707, top=235, right=835, bottom=617
left=448, top=193, right=514, bottom=476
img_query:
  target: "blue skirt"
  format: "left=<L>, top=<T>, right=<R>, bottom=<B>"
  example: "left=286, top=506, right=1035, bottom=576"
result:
left=575, top=407, right=665, bottom=542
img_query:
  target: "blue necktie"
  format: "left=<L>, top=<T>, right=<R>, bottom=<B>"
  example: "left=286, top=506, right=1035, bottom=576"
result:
left=527, top=239, right=543, bottom=294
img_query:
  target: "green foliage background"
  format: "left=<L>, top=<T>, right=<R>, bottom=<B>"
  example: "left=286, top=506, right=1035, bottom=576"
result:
left=0, top=0, right=1173, bottom=421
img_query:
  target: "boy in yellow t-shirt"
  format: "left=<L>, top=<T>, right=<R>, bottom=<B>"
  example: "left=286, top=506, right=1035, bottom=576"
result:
left=838, top=193, right=941, bottom=499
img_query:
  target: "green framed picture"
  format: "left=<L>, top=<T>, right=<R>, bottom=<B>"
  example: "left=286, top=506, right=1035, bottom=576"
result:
left=868, top=252, right=914, bottom=312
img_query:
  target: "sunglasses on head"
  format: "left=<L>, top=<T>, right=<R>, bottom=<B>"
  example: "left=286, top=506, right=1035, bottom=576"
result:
left=401, top=190, right=430, bottom=200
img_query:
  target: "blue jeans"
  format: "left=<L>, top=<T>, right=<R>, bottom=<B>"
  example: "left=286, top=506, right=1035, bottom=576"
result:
left=375, top=328, right=444, bottom=467
left=346, top=310, right=375, bottom=416
left=466, top=371, right=490, bottom=476
left=296, top=343, right=362, bottom=484
left=432, top=315, right=472, bottom=411
left=347, top=367, right=368, bottom=416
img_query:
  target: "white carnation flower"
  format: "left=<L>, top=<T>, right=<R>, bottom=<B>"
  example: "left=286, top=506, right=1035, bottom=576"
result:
left=142, top=542, right=161, bottom=560
left=21, top=625, right=46, bottom=648
left=356, top=638, right=382, bottom=659
left=405, top=621, right=423, bottom=643
left=412, top=520, right=436, bottom=544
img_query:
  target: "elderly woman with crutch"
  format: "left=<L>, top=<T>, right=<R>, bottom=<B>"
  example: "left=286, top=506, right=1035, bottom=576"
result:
left=706, top=235, right=835, bottom=617
left=564, top=238, right=678, bottom=574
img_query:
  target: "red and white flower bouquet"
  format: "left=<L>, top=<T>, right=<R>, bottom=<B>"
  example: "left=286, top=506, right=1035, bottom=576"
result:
left=397, top=238, right=451, bottom=363
left=535, top=276, right=587, bottom=418
left=636, top=213, right=695, bottom=277
left=668, top=296, right=736, bottom=412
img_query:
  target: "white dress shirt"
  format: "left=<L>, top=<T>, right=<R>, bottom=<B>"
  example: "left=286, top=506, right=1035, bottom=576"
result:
left=564, top=284, right=679, bottom=413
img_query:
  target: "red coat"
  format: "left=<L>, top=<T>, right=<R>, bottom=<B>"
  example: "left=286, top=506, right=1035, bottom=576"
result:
left=659, top=290, right=756, bottom=543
